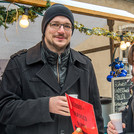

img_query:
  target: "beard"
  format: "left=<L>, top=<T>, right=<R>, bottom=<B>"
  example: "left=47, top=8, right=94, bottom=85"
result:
left=45, top=36, right=69, bottom=54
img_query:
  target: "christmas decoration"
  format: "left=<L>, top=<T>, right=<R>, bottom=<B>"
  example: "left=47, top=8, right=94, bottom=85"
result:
left=0, top=1, right=134, bottom=43
left=0, top=0, right=50, bottom=28
left=74, top=21, right=134, bottom=42
left=106, top=57, right=127, bottom=82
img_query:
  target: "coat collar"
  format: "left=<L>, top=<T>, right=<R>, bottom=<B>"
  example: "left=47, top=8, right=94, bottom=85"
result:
left=26, top=42, right=87, bottom=94
left=26, top=42, right=42, bottom=65
left=26, top=42, right=87, bottom=65
left=70, top=49, right=87, bottom=65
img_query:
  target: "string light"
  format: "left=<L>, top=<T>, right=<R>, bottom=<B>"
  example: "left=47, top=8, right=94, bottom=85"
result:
left=126, top=41, right=131, bottom=47
left=119, top=35, right=131, bottom=50
left=0, top=2, right=134, bottom=44
left=19, top=8, right=29, bottom=28
left=120, top=41, right=127, bottom=50
left=120, top=35, right=126, bottom=50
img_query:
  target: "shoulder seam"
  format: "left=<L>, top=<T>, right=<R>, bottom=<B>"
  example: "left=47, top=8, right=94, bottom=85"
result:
left=78, top=51, right=92, bottom=61
left=10, top=49, right=27, bottom=59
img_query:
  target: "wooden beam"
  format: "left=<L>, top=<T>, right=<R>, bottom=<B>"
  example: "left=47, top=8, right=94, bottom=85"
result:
left=69, top=6, right=134, bottom=23
left=5, top=0, right=134, bottom=23
left=80, top=45, right=110, bottom=54
left=5, top=0, right=50, bottom=7
left=79, top=43, right=120, bottom=54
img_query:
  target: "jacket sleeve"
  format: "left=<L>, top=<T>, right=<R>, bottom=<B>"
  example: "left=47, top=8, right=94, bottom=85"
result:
left=0, top=58, right=54, bottom=127
left=89, top=62, right=104, bottom=134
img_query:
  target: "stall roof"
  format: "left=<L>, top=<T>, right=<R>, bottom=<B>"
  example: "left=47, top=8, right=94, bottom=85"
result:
left=52, top=0, right=134, bottom=18
left=5, top=0, right=134, bottom=23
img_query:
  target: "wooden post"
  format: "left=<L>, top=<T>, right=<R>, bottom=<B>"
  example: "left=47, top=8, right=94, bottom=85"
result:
left=107, top=19, right=115, bottom=65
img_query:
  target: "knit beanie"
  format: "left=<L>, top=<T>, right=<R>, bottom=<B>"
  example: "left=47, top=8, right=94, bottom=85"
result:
left=41, top=4, right=74, bottom=37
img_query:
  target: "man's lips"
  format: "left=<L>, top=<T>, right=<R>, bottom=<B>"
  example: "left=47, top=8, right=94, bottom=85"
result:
left=55, top=36, right=65, bottom=40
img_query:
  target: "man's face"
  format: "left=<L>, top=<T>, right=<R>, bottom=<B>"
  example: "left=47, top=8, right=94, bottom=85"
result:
left=44, top=16, right=72, bottom=54
left=131, top=51, right=134, bottom=83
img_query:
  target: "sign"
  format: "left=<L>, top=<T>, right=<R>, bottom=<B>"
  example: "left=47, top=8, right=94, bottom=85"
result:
left=66, top=94, right=98, bottom=134
left=111, top=76, right=132, bottom=112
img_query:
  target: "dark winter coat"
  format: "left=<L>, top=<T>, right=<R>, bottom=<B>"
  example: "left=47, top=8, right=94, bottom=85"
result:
left=124, top=94, right=134, bottom=133
left=0, top=42, right=104, bottom=134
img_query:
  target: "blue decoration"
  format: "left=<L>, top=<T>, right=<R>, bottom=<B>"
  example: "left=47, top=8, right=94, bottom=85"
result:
left=110, top=71, right=115, bottom=76
left=115, top=64, right=120, bottom=69
left=114, top=57, right=119, bottom=63
left=120, top=62, right=124, bottom=68
left=107, top=75, right=113, bottom=82
left=121, top=69, right=127, bottom=75
left=106, top=57, right=127, bottom=82
left=118, top=72, right=127, bottom=77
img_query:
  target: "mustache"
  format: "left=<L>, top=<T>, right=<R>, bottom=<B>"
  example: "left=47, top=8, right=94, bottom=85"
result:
left=54, top=33, right=66, bottom=37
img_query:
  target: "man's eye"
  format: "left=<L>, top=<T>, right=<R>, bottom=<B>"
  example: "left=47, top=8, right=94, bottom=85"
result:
left=52, top=23, right=59, bottom=27
left=64, top=25, right=71, bottom=29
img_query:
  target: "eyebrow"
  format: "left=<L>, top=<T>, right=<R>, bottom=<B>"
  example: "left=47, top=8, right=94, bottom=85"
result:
left=50, top=21, right=71, bottom=25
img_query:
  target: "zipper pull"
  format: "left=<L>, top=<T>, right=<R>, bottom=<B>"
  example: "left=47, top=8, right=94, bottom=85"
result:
left=58, top=55, right=61, bottom=64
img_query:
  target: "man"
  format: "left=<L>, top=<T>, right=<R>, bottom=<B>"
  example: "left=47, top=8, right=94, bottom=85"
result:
left=107, top=45, right=134, bottom=134
left=0, top=4, right=104, bottom=134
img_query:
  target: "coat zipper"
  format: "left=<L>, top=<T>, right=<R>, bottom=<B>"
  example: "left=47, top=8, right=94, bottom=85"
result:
left=57, top=55, right=61, bottom=83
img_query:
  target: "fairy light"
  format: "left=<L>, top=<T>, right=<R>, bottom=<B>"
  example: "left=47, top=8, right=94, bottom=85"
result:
left=19, top=8, right=29, bottom=28
left=120, top=41, right=127, bottom=50
left=126, top=41, right=131, bottom=47
left=120, top=35, right=127, bottom=50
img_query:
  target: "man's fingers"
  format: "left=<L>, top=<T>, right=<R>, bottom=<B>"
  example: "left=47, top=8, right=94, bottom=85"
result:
left=59, top=105, right=70, bottom=113
left=60, top=101, right=69, bottom=107
left=58, top=110, right=70, bottom=116
left=49, top=96, right=70, bottom=116
left=59, top=96, right=68, bottom=102
left=107, top=127, right=118, bottom=134
left=56, top=96, right=69, bottom=107
left=122, top=123, right=126, bottom=128
left=107, top=121, right=115, bottom=129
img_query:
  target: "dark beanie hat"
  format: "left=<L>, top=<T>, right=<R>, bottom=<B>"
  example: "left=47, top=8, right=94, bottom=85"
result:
left=42, top=4, right=74, bottom=36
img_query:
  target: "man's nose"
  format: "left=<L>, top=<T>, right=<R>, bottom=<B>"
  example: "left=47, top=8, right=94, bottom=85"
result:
left=57, top=25, right=65, bottom=33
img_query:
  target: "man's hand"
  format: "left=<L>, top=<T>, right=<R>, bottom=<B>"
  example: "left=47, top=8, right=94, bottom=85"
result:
left=49, top=96, right=70, bottom=116
left=107, top=121, right=125, bottom=134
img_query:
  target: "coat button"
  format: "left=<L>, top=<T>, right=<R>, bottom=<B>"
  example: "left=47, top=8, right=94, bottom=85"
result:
left=60, top=130, right=64, bottom=134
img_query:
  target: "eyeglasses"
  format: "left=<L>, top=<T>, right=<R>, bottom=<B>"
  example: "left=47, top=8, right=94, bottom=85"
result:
left=49, top=22, right=72, bottom=31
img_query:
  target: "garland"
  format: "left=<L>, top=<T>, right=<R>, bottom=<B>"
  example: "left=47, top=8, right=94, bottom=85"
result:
left=74, top=21, right=134, bottom=42
left=0, top=0, right=134, bottom=42
left=0, top=0, right=51, bottom=28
